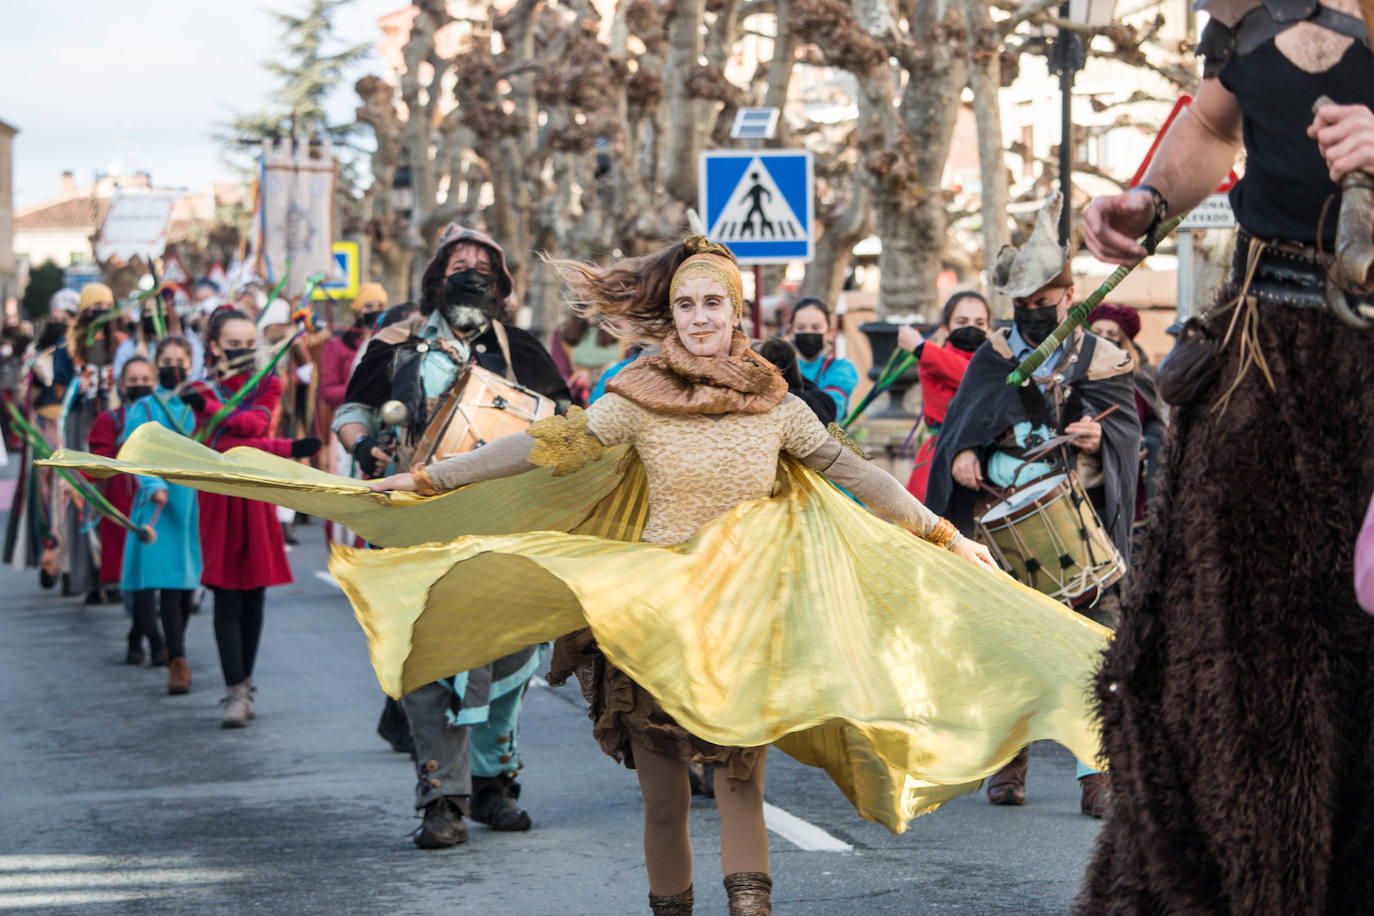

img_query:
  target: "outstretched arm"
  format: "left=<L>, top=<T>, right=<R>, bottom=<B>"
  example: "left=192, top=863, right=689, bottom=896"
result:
left=368, top=431, right=538, bottom=494
left=801, top=438, right=998, bottom=572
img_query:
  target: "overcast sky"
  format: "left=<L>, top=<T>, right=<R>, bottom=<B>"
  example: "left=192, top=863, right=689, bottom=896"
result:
left=3, top=0, right=403, bottom=209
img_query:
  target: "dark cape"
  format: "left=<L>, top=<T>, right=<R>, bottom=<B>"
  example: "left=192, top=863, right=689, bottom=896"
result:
left=926, top=327, right=1140, bottom=560
left=344, top=317, right=572, bottom=428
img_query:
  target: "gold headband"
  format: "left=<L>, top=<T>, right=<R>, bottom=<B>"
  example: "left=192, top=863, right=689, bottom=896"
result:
left=669, top=251, right=745, bottom=319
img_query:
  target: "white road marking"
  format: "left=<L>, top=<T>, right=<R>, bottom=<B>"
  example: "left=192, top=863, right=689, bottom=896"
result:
left=315, top=570, right=339, bottom=588
left=763, top=801, right=853, bottom=852
left=528, top=679, right=851, bottom=852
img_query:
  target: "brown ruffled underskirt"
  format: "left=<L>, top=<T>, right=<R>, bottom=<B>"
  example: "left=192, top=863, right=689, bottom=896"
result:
left=547, top=628, right=762, bottom=783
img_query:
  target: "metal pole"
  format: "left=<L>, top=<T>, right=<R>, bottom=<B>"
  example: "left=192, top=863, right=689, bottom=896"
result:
left=1057, top=5, right=1075, bottom=248
left=1175, top=228, right=1194, bottom=329
left=751, top=264, right=764, bottom=338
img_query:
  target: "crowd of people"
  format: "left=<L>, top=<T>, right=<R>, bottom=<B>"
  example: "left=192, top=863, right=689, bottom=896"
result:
left=11, top=9, right=1374, bottom=912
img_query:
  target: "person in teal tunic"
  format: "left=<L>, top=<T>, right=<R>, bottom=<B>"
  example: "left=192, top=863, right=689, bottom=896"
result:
left=121, top=337, right=203, bottom=696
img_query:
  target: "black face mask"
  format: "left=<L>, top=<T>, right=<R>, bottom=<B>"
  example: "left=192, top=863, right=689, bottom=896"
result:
left=158, top=366, right=187, bottom=390
left=442, top=269, right=498, bottom=337
left=793, top=333, right=826, bottom=360
left=220, top=347, right=254, bottom=371
left=1013, top=305, right=1061, bottom=348
left=947, top=326, right=987, bottom=353
left=361, top=311, right=383, bottom=329
left=124, top=385, right=154, bottom=403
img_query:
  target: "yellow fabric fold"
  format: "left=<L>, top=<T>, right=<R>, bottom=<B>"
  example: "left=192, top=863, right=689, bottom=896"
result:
left=42, top=424, right=1109, bottom=834
left=42, top=423, right=628, bottom=547
left=332, top=459, right=1108, bottom=834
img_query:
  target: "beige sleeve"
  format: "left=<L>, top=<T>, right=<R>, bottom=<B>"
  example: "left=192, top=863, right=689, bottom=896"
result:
left=778, top=395, right=832, bottom=458
left=585, top=393, right=640, bottom=447
left=422, top=431, right=537, bottom=491
left=799, top=439, right=962, bottom=548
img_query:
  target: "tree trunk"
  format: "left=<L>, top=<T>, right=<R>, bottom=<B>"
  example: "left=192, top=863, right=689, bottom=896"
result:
left=663, top=0, right=706, bottom=204
left=878, top=13, right=968, bottom=321
left=964, top=0, right=1011, bottom=316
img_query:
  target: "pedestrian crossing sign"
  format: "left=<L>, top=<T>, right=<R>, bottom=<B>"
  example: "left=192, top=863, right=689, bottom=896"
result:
left=699, top=149, right=813, bottom=264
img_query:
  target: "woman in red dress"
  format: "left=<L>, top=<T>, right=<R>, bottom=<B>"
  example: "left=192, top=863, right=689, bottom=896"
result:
left=194, top=308, right=319, bottom=727
left=897, top=291, right=992, bottom=501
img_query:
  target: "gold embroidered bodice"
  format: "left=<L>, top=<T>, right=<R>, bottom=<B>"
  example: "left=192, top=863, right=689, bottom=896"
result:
left=586, top=393, right=830, bottom=545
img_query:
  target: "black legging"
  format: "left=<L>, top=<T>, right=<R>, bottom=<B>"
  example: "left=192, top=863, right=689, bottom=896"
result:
left=212, top=587, right=265, bottom=687
left=128, top=592, right=165, bottom=656
left=131, top=589, right=195, bottom=658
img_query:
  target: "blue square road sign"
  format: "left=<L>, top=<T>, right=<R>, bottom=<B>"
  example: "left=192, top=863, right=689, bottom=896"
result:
left=699, top=150, right=814, bottom=265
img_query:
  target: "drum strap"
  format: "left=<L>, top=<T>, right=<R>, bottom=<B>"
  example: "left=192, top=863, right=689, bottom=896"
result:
left=491, top=322, right=516, bottom=382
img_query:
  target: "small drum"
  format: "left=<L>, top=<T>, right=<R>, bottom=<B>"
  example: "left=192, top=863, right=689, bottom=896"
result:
left=415, top=364, right=555, bottom=463
left=976, top=473, right=1126, bottom=607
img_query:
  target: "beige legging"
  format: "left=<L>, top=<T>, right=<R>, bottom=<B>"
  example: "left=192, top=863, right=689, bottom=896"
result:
left=632, top=741, right=770, bottom=896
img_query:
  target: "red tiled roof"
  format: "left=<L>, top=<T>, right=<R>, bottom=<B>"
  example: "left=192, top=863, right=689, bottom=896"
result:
left=15, top=196, right=109, bottom=231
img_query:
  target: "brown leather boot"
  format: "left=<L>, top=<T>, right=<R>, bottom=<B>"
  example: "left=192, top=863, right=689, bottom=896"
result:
left=986, top=747, right=1030, bottom=806
left=1079, top=772, right=1110, bottom=818
left=167, top=657, right=191, bottom=695
left=723, top=872, right=772, bottom=915
left=648, top=884, right=693, bottom=915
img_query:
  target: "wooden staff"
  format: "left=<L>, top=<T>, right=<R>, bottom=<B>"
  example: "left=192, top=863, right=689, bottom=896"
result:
left=9, top=402, right=155, bottom=543
left=1007, top=216, right=1184, bottom=387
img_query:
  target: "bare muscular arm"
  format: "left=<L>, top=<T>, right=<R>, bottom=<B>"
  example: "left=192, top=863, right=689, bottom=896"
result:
left=1084, top=78, right=1245, bottom=265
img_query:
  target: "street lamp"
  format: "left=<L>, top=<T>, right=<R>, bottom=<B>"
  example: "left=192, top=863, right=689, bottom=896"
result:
left=1053, top=1, right=1116, bottom=246
left=390, top=164, right=414, bottom=218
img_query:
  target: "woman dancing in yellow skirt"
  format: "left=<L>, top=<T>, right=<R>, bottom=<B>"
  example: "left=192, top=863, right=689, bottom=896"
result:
left=45, top=237, right=1108, bottom=915
left=359, top=237, right=1103, bottom=915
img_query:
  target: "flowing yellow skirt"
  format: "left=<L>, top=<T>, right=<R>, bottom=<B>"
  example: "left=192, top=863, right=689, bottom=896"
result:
left=45, top=423, right=1109, bottom=833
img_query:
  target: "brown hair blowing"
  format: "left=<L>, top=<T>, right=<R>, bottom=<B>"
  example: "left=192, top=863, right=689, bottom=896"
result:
left=547, top=241, right=697, bottom=342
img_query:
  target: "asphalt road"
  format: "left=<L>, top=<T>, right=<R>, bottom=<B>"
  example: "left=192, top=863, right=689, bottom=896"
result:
left=0, top=497, right=1101, bottom=914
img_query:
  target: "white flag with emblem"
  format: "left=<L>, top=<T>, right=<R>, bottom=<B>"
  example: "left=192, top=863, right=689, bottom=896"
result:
left=708, top=158, right=807, bottom=243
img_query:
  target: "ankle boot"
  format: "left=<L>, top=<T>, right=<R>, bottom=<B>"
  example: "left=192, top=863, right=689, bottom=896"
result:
left=723, top=872, right=771, bottom=915
left=648, top=885, right=693, bottom=915
left=220, top=683, right=251, bottom=728
left=167, top=657, right=191, bottom=695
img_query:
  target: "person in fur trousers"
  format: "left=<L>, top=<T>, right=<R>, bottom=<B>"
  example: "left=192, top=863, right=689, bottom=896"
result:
left=1078, top=2, right=1374, bottom=911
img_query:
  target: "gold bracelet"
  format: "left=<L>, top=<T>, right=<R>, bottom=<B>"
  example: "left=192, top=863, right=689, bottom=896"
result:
left=410, top=462, right=439, bottom=497
left=923, top=518, right=958, bottom=549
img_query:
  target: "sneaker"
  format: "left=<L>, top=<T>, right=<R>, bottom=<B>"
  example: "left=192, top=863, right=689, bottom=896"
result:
left=414, top=797, right=468, bottom=849
left=220, top=683, right=251, bottom=728
left=470, top=775, right=532, bottom=831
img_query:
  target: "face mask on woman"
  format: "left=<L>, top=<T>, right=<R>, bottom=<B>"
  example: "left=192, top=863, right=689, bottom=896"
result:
left=947, top=326, right=987, bottom=353
left=793, top=333, right=825, bottom=360
left=158, top=365, right=187, bottom=390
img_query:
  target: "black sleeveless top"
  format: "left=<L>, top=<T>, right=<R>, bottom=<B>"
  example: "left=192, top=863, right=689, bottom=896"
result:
left=1200, top=7, right=1374, bottom=244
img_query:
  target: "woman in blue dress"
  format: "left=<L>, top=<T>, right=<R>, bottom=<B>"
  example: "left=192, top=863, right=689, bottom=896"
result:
left=121, top=336, right=204, bottom=695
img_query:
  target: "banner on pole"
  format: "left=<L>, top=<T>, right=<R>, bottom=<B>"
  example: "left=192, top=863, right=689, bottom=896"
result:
left=95, top=190, right=178, bottom=263
left=260, top=138, right=337, bottom=298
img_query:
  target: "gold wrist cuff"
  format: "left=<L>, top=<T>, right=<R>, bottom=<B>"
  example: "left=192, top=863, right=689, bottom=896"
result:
left=923, top=518, right=958, bottom=549
left=410, top=462, right=439, bottom=496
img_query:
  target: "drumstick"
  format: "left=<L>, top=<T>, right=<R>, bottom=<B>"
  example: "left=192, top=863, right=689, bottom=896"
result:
left=1020, top=405, right=1124, bottom=464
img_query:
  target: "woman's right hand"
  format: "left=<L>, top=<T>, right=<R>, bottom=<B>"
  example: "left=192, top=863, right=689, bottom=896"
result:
left=896, top=324, right=922, bottom=352
left=368, top=472, right=415, bottom=492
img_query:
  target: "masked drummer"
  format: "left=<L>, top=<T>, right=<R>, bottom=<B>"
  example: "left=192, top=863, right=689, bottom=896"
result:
left=924, top=191, right=1139, bottom=817
left=334, top=225, right=571, bottom=849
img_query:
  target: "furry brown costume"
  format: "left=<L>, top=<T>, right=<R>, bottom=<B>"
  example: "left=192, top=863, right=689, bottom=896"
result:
left=1075, top=295, right=1374, bottom=913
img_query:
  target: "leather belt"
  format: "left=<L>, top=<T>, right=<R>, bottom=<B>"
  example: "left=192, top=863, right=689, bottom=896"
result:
left=1229, top=228, right=1332, bottom=311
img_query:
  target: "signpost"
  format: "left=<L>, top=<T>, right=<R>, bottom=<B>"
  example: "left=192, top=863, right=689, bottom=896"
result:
left=311, top=241, right=360, bottom=302
left=700, top=149, right=814, bottom=335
